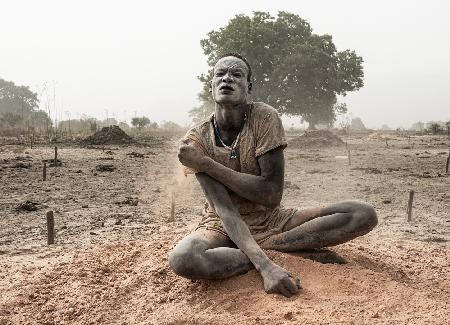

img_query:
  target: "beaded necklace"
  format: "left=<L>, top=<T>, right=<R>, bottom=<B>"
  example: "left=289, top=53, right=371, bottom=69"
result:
left=213, top=111, right=247, bottom=159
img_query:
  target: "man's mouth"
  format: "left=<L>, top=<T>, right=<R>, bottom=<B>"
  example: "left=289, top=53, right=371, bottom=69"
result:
left=219, top=85, right=234, bottom=91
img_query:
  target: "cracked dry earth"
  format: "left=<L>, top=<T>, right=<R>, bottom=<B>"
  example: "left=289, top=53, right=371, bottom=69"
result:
left=0, top=133, right=449, bottom=324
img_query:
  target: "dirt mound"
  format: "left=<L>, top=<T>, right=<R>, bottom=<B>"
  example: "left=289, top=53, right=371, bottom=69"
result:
left=2, top=239, right=448, bottom=324
left=289, top=130, right=344, bottom=148
left=82, top=126, right=134, bottom=145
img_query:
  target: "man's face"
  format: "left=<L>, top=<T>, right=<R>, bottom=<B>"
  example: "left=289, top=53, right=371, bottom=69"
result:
left=211, top=56, right=250, bottom=105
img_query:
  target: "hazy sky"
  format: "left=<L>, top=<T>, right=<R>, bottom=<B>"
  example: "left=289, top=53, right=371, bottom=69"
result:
left=1, top=0, right=449, bottom=129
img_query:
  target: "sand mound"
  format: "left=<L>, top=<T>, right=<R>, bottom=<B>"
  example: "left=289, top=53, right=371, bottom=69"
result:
left=289, top=130, right=344, bottom=148
left=82, top=126, right=134, bottom=145
left=2, top=239, right=448, bottom=324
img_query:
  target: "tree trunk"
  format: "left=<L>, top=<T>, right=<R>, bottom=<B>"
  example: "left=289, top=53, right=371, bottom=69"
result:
left=307, top=122, right=317, bottom=130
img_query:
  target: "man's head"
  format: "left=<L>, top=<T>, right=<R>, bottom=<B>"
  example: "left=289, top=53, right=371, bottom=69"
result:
left=210, top=53, right=252, bottom=105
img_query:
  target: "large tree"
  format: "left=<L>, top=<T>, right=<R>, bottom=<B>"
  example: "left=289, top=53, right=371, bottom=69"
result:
left=191, top=11, right=364, bottom=129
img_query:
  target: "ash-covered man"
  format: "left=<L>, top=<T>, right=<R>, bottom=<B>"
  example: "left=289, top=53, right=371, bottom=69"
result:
left=169, top=53, right=377, bottom=297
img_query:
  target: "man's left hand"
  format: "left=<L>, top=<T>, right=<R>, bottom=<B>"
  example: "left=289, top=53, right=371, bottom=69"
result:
left=260, top=262, right=301, bottom=298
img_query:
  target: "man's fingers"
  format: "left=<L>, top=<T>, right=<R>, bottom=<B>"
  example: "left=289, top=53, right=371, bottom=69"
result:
left=294, top=276, right=302, bottom=289
left=277, top=283, right=293, bottom=298
left=282, top=277, right=299, bottom=295
left=265, top=285, right=275, bottom=294
left=178, top=138, right=185, bottom=146
left=178, top=138, right=190, bottom=151
left=179, top=139, right=198, bottom=152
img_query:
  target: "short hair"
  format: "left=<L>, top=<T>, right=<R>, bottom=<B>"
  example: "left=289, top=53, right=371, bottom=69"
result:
left=217, top=52, right=252, bottom=82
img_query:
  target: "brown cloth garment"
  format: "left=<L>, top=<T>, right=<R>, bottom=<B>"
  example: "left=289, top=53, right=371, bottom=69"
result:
left=183, top=102, right=297, bottom=244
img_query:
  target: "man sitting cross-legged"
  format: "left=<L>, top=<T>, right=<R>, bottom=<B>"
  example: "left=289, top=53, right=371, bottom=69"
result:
left=169, top=53, right=377, bottom=297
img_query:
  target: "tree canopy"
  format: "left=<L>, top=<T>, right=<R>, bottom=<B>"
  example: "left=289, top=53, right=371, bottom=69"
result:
left=131, top=116, right=157, bottom=130
left=0, top=78, right=39, bottom=118
left=0, top=77, right=51, bottom=130
left=191, top=11, right=364, bottom=128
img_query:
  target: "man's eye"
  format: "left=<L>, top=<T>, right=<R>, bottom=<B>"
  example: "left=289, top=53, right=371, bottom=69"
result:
left=215, top=72, right=224, bottom=77
left=233, top=73, right=242, bottom=77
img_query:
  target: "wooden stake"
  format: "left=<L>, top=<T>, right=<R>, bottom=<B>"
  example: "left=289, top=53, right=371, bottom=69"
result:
left=46, top=211, right=55, bottom=245
left=169, top=191, right=175, bottom=222
left=54, top=146, right=58, bottom=166
left=407, top=190, right=414, bottom=222
left=345, top=141, right=351, bottom=166
left=446, top=150, right=450, bottom=174
left=43, top=163, right=47, bottom=181
left=408, top=136, right=411, bottom=148
left=385, top=138, right=389, bottom=148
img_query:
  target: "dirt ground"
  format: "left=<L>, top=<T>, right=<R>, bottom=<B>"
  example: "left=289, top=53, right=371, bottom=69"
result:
left=0, top=132, right=449, bottom=324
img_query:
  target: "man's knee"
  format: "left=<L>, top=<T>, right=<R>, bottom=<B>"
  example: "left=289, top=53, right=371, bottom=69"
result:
left=168, top=238, right=207, bottom=279
left=348, top=201, right=377, bottom=233
left=168, top=249, right=195, bottom=278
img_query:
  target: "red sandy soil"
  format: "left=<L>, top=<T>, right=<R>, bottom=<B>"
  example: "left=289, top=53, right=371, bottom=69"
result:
left=0, top=132, right=449, bottom=324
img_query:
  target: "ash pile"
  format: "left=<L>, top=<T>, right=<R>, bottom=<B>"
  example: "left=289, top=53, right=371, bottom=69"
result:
left=82, top=126, right=135, bottom=145
left=289, top=130, right=344, bottom=148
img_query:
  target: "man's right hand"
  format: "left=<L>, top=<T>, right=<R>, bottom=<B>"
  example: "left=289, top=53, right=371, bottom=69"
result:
left=178, top=138, right=209, bottom=172
left=260, top=263, right=301, bottom=297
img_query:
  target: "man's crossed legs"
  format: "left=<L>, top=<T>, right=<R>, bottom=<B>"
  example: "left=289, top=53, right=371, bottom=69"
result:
left=169, top=201, right=377, bottom=280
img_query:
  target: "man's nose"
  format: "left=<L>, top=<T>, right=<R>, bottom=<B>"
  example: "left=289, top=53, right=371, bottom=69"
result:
left=222, top=72, right=233, bottom=82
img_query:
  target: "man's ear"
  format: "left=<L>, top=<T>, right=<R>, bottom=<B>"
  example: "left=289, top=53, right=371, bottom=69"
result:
left=209, top=81, right=212, bottom=92
left=248, top=82, right=252, bottom=93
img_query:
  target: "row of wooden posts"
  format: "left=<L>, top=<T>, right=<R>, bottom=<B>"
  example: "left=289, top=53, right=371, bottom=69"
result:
left=43, top=145, right=450, bottom=245
left=43, top=188, right=419, bottom=245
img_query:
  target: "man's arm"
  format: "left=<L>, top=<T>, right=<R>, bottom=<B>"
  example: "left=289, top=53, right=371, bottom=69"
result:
left=202, top=147, right=284, bottom=208
left=179, top=140, right=284, bottom=208
left=195, top=172, right=300, bottom=297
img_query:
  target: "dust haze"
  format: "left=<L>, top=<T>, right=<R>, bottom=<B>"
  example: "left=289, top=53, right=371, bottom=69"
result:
left=1, top=1, right=449, bottom=324
left=1, top=0, right=449, bottom=128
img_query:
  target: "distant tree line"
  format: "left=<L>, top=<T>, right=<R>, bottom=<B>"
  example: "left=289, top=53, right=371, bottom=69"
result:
left=0, top=78, right=52, bottom=135
left=425, top=121, right=450, bottom=135
left=380, top=120, right=450, bottom=135
left=58, top=116, right=183, bottom=136
left=0, top=77, right=184, bottom=140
